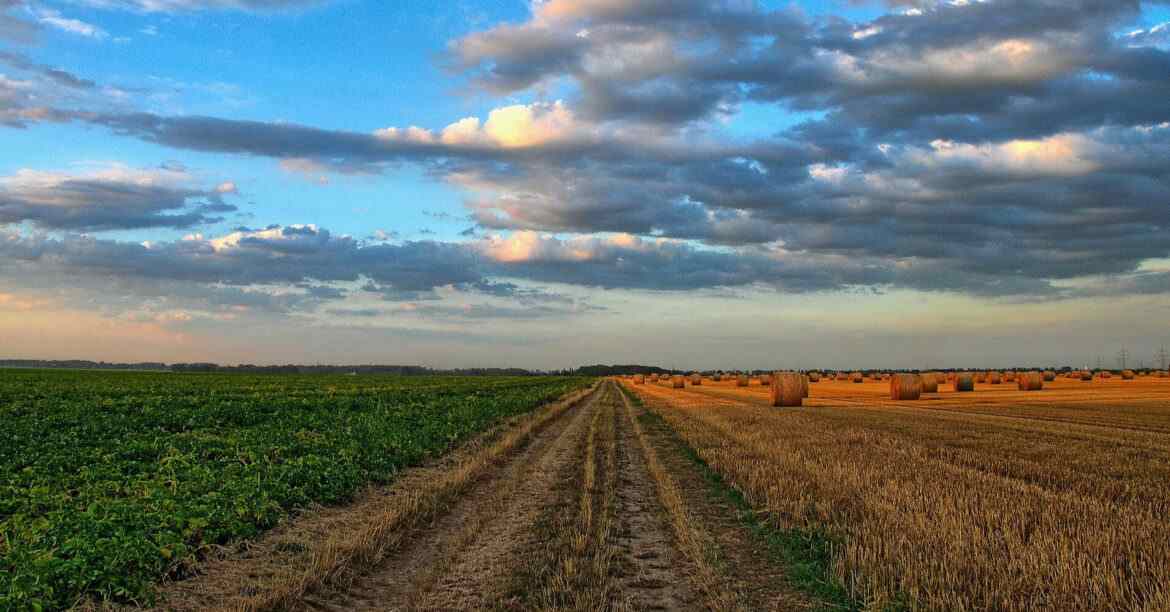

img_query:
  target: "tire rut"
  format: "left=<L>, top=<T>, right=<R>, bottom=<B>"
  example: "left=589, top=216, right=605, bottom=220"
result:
left=612, top=389, right=703, bottom=611
left=298, top=382, right=603, bottom=611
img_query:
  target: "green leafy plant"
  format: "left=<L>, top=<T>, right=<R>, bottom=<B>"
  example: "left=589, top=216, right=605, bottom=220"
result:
left=0, top=369, right=590, bottom=610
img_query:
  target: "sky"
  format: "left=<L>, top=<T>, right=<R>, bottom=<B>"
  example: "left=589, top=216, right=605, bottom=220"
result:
left=1, top=0, right=1169, bottom=371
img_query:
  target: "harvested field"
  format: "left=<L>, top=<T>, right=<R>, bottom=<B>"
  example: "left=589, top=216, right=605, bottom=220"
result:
left=623, top=375, right=1170, bottom=611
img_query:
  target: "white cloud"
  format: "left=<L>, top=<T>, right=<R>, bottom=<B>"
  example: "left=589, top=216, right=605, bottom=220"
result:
left=911, top=134, right=1099, bottom=177
left=376, top=101, right=583, bottom=150
left=36, top=9, right=108, bottom=39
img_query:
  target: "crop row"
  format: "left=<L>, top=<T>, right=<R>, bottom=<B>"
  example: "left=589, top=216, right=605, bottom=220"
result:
left=0, top=369, right=590, bottom=610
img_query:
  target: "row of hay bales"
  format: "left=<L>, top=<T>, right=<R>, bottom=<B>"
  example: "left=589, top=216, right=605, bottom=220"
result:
left=625, top=368, right=1169, bottom=393
left=1055, top=369, right=1161, bottom=381
left=889, top=371, right=1047, bottom=399
left=637, top=374, right=686, bottom=388
left=761, top=369, right=1057, bottom=406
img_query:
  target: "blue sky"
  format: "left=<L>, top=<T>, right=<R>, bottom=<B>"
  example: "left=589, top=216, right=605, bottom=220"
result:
left=2, top=0, right=1170, bottom=369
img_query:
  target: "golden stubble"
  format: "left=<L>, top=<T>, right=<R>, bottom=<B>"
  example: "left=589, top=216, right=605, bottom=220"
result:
left=628, top=376, right=1170, bottom=611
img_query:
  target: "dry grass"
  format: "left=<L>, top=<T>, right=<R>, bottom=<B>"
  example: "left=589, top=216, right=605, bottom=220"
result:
left=529, top=384, right=621, bottom=611
left=628, top=377, right=1170, bottom=611
left=617, top=384, right=739, bottom=610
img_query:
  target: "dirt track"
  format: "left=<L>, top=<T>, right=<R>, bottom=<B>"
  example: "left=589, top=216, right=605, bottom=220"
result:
left=155, top=380, right=807, bottom=611
left=294, top=381, right=707, bottom=611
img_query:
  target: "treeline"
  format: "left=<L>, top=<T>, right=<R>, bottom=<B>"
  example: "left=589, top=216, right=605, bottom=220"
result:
left=573, top=364, right=676, bottom=376
left=1, top=359, right=553, bottom=376
left=0, top=360, right=169, bottom=371
left=3, top=360, right=1105, bottom=376
left=161, top=364, right=548, bottom=375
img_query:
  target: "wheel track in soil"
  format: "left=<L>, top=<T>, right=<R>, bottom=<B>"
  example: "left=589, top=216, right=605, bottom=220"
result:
left=611, top=388, right=705, bottom=610
left=297, top=381, right=722, bottom=611
left=296, top=383, right=603, bottom=611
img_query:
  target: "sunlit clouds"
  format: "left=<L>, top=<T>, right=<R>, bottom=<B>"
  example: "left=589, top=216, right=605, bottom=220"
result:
left=1, top=0, right=1169, bottom=366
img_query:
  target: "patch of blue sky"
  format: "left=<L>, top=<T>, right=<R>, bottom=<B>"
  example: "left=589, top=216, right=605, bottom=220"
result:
left=720, top=100, right=826, bottom=141
left=1141, top=3, right=1170, bottom=25
left=765, top=0, right=885, bottom=21
left=26, top=0, right=530, bottom=130
left=242, top=164, right=471, bottom=242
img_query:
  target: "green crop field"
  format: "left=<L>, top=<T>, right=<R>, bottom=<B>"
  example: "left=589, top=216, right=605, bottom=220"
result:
left=0, top=369, right=590, bottom=610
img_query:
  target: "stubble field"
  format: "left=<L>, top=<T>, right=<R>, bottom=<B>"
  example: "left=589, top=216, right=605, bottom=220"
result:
left=623, top=374, right=1170, bottom=611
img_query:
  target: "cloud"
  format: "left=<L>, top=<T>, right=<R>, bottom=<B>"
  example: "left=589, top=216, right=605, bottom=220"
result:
left=0, top=50, right=97, bottom=89
left=0, top=0, right=37, bottom=42
left=4, top=0, right=1170, bottom=313
left=447, top=0, right=1169, bottom=137
left=36, top=8, right=107, bottom=39
left=0, top=164, right=238, bottom=231
left=31, top=104, right=1168, bottom=295
left=375, top=101, right=583, bottom=149
left=1125, top=20, right=1170, bottom=48
left=68, top=0, right=330, bottom=13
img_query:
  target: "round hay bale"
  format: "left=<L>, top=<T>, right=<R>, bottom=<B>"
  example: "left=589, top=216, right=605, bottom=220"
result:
left=1042, top=371, right=1056, bottom=382
left=690, top=373, right=702, bottom=386
left=1079, top=370, right=1093, bottom=381
left=1121, top=369, right=1135, bottom=380
left=808, top=371, right=821, bottom=383
left=1099, top=371, right=1112, bottom=379
left=1017, top=371, right=1043, bottom=391
left=920, top=372, right=939, bottom=393
left=954, top=373, right=975, bottom=392
left=671, top=375, right=685, bottom=388
left=633, top=374, right=645, bottom=385
left=759, top=374, right=771, bottom=385
left=975, top=372, right=987, bottom=383
left=1158, top=370, right=1169, bottom=378
left=988, top=371, right=1002, bottom=384
left=737, top=374, right=749, bottom=387
left=770, top=372, right=804, bottom=407
left=836, top=372, right=849, bottom=381
left=712, top=373, right=722, bottom=382
left=889, top=374, right=923, bottom=400
left=1004, top=371, right=1017, bottom=382
left=850, top=371, right=863, bottom=383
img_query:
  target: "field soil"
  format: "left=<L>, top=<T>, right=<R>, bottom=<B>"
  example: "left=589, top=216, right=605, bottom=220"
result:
left=154, top=380, right=811, bottom=611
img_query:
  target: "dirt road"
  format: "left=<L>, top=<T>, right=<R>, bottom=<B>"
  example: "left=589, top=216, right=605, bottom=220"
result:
left=295, top=381, right=712, bottom=611
left=156, top=380, right=808, bottom=611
